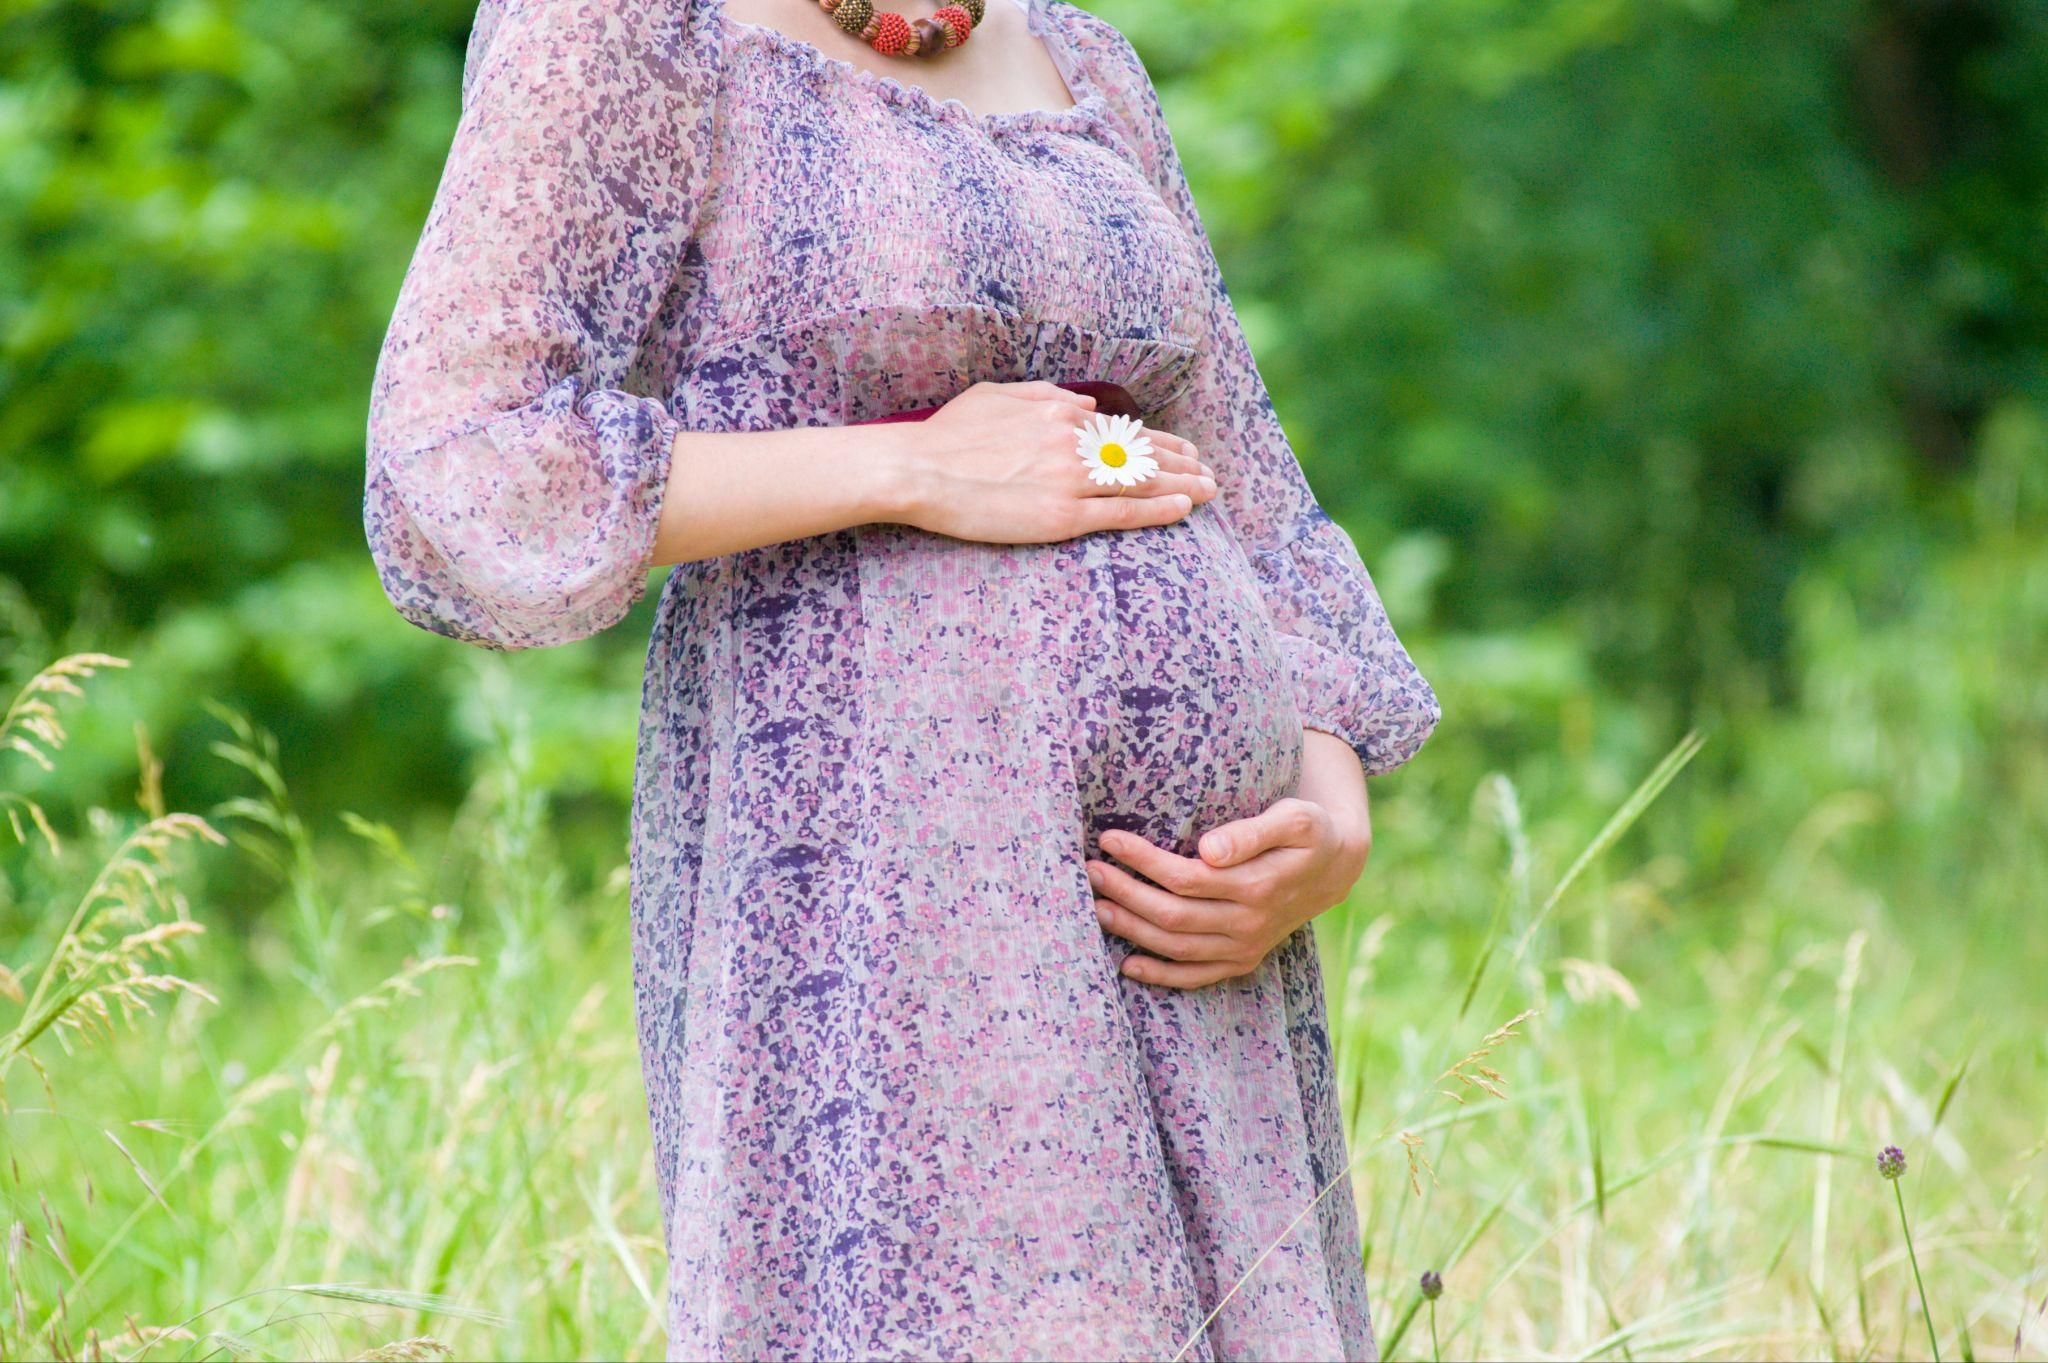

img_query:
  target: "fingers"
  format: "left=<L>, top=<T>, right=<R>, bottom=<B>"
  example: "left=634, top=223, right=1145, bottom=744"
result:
left=1073, top=493, right=1196, bottom=534
left=1143, top=429, right=1204, bottom=469
left=1081, top=471, right=1216, bottom=503
left=1028, top=396, right=1209, bottom=472
left=1005, top=380, right=1098, bottom=409
left=1150, top=447, right=1215, bottom=480
left=1073, top=423, right=1208, bottom=478
left=1198, top=798, right=1327, bottom=868
left=1097, top=828, right=1234, bottom=898
left=1091, top=856, right=1233, bottom=929
left=1118, top=954, right=1245, bottom=990
left=1088, top=830, right=1271, bottom=991
left=1092, top=896, right=1239, bottom=963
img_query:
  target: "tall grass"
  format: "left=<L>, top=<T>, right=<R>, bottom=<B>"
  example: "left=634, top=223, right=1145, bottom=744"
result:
left=2, top=498, right=2043, bottom=1360
left=1, top=659, right=650, bottom=1360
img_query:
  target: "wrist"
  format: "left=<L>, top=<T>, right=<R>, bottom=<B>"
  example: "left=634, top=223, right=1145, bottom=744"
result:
left=1329, top=800, right=1371, bottom=868
left=856, top=422, right=938, bottom=528
left=1299, top=726, right=1372, bottom=866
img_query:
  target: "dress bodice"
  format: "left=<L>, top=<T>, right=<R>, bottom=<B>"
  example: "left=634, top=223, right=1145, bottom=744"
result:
left=666, top=0, right=1210, bottom=429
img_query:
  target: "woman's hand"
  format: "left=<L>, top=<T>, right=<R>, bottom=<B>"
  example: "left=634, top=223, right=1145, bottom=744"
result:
left=1087, top=730, right=1373, bottom=989
left=896, top=380, right=1218, bottom=544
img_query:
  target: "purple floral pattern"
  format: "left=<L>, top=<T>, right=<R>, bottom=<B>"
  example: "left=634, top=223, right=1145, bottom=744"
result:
left=366, top=0, right=1439, bottom=1356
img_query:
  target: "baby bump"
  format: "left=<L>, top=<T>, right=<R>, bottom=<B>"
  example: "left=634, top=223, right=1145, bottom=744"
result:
left=1067, top=507, right=1305, bottom=848
left=850, top=505, right=1305, bottom=853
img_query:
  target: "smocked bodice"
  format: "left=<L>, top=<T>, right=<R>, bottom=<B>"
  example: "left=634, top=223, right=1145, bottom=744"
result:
left=667, top=0, right=1210, bottom=427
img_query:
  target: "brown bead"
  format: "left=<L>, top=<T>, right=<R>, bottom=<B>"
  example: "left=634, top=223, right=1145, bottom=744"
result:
left=912, top=17, right=944, bottom=53
left=832, top=0, right=873, bottom=34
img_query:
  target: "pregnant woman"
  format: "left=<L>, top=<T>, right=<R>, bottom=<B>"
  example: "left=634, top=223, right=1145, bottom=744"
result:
left=365, top=0, right=1439, bottom=1355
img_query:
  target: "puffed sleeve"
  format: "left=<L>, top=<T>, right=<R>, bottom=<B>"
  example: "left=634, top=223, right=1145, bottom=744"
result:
left=364, top=0, right=723, bottom=650
left=1081, top=20, right=1441, bottom=775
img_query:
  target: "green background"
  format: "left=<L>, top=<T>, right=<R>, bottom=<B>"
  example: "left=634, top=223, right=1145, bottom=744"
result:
left=3, top=0, right=2044, bottom=1358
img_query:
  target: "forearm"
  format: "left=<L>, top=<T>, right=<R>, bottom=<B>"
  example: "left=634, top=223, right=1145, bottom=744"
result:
left=649, top=381, right=1213, bottom=564
left=649, top=421, right=923, bottom=565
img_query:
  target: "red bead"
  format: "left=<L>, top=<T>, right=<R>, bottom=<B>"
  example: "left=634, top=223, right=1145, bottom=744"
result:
left=869, top=10, right=911, bottom=55
left=934, top=3, right=972, bottom=44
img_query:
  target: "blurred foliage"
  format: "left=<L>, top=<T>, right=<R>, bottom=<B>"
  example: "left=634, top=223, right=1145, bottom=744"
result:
left=1131, top=0, right=2048, bottom=711
left=2, top=0, right=2046, bottom=840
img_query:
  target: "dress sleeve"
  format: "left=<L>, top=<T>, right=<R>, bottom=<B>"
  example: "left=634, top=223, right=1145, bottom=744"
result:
left=364, top=0, right=723, bottom=650
left=1081, top=21, right=1441, bottom=776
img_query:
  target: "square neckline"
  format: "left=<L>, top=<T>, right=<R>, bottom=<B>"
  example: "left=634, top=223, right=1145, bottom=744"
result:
left=709, top=0, right=1112, bottom=134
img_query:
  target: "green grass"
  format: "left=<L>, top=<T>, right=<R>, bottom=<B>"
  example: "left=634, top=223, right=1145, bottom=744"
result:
left=3, top=516, right=2045, bottom=1360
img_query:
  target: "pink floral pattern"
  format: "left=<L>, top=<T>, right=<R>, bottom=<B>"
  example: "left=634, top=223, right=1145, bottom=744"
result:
left=366, top=0, right=1439, bottom=1356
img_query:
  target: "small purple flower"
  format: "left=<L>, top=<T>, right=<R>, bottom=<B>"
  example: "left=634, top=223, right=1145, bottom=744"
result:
left=1877, top=1145, right=1906, bottom=1181
left=1420, top=1269, right=1444, bottom=1300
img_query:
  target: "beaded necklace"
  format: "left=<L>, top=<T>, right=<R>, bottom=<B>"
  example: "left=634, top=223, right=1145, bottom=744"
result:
left=819, top=0, right=985, bottom=58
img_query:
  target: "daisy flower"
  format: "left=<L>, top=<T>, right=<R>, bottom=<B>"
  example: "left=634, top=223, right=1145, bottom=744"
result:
left=1075, top=412, right=1159, bottom=488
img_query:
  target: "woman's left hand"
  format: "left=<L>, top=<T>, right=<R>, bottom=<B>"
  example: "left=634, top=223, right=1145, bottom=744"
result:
left=1087, top=730, right=1373, bottom=990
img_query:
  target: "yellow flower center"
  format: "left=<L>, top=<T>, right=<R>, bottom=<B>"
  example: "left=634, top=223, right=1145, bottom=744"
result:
left=1099, top=442, right=1128, bottom=468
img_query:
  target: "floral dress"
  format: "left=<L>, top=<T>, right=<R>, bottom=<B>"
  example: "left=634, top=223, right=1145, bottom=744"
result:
left=364, top=0, right=1440, bottom=1356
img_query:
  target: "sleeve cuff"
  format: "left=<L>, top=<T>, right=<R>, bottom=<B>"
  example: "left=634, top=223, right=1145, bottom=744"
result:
left=369, top=379, right=678, bottom=651
left=1280, top=632, right=1442, bottom=777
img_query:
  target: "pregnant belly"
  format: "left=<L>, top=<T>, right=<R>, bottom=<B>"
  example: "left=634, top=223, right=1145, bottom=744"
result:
left=852, top=505, right=1306, bottom=849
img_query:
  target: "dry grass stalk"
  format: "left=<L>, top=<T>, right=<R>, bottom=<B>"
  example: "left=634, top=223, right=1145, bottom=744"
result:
left=1435, top=1008, right=1537, bottom=1105
left=1, top=654, right=130, bottom=856
left=109, top=1321, right=198, bottom=1362
left=2, top=653, right=226, bottom=1100
left=1, top=812, right=225, bottom=1088
left=303, top=956, right=479, bottom=1049
left=349, top=1340, right=454, bottom=1362
left=1399, top=1130, right=1439, bottom=1197
left=0, top=654, right=129, bottom=776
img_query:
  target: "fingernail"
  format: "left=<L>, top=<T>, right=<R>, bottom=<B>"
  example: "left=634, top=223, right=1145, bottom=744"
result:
left=1198, top=476, right=1216, bottom=496
left=1085, top=864, right=1101, bottom=889
left=1094, top=901, right=1111, bottom=924
left=1199, top=463, right=1214, bottom=479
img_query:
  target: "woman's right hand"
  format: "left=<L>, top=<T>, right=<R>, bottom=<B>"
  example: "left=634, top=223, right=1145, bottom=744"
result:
left=893, top=380, right=1218, bottom=545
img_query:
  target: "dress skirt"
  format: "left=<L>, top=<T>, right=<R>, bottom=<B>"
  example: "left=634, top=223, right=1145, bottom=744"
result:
left=628, top=485, right=1376, bottom=1359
